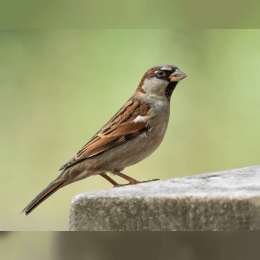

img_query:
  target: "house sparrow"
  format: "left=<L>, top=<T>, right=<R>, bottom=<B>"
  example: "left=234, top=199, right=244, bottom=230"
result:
left=22, top=64, right=186, bottom=215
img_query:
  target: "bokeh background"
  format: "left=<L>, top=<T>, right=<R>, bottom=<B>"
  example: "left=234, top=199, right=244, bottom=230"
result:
left=1, top=0, right=260, bottom=29
left=1, top=30, right=260, bottom=232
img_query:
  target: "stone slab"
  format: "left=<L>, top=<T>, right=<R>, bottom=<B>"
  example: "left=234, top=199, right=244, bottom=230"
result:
left=69, top=165, right=260, bottom=231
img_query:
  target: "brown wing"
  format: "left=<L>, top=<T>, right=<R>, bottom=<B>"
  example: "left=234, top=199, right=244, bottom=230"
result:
left=59, top=99, right=151, bottom=171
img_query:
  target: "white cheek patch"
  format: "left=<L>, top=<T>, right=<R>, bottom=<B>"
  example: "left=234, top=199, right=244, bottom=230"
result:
left=141, top=77, right=168, bottom=96
left=132, top=115, right=148, bottom=123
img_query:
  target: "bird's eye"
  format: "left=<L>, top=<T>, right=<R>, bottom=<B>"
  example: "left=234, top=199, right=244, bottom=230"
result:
left=157, top=70, right=166, bottom=77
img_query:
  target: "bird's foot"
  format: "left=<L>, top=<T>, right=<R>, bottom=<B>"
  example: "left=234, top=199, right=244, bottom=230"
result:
left=140, top=179, right=160, bottom=183
left=113, top=179, right=160, bottom=188
left=113, top=182, right=140, bottom=188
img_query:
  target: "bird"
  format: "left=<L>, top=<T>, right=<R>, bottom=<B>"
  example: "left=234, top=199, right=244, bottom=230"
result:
left=21, top=64, right=187, bottom=215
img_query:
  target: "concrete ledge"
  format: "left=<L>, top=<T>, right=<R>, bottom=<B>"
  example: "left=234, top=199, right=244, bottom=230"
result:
left=69, top=165, right=260, bottom=231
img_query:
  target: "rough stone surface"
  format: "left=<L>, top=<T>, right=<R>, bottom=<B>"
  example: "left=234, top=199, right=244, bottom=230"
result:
left=69, top=165, right=260, bottom=231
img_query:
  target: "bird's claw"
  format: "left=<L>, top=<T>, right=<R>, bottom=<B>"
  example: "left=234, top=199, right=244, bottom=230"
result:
left=113, top=179, right=160, bottom=188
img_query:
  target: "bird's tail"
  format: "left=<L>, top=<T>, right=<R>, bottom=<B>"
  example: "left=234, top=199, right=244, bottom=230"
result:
left=21, top=181, right=65, bottom=216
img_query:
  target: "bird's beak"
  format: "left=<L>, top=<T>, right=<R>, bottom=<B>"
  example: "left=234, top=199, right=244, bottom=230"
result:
left=169, top=69, right=187, bottom=82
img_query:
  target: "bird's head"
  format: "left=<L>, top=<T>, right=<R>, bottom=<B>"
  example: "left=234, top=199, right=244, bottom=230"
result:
left=136, top=64, right=187, bottom=101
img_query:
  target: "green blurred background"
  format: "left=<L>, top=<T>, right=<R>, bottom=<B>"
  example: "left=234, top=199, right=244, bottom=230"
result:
left=1, top=29, right=260, bottom=232
left=1, top=0, right=260, bottom=29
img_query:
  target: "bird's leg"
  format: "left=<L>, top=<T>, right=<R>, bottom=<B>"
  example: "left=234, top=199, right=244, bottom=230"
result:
left=111, top=171, right=160, bottom=188
left=111, top=171, right=140, bottom=187
left=100, top=173, right=119, bottom=186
